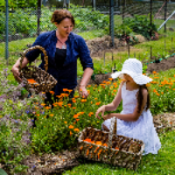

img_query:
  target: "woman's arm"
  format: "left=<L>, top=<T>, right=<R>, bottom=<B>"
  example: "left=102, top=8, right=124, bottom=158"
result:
left=104, top=88, right=148, bottom=121
left=79, top=67, right=93, bottom=98
left=95, top=81, right=123, bottom=119
left=11, top=57, right=29, bottom=83
left=77, top=35, right=94, bottom=98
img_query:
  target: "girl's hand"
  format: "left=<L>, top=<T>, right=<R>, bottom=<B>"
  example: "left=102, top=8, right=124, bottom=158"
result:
left=95, top=105, right=106, bottom=119
left=103, top=113, right=112, bottom=120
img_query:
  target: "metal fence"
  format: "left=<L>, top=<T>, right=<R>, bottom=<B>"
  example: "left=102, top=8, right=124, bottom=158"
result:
left=2, top=0, right=175, bottom=64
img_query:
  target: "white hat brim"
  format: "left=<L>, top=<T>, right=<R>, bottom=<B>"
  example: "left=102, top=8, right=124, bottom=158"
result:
left=111, top=70, right=152, bottom=85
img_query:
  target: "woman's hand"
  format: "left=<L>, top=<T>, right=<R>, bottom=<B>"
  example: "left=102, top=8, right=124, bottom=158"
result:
left=78, top=85, right=89, bottom=98
left=95, top=105, right=106, bottom=119
left=11, top=66, right=22, bottom=83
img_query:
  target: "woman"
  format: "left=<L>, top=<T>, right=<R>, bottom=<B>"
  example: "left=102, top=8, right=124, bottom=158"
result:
left=11, top=9, right=94, bottom=103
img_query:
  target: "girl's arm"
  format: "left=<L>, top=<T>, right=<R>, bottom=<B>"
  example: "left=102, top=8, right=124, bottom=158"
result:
left=95, top=81, right=123, bottom=119
left=104, top=88, right=148, bottom=121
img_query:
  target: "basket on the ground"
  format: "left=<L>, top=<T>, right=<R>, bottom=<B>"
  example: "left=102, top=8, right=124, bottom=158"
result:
left=20, top=45, right=57, bottom=94
left=78, top=118, right=145, bottom=170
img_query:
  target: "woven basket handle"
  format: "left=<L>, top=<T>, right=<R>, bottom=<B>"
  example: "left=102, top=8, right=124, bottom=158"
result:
left=19, top=45, right=48, bottom=72
left=108, top=117, right=117, bottom=148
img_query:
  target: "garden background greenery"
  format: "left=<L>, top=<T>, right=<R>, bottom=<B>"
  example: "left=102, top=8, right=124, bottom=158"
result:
left=0, top=5, right=175, bottom=175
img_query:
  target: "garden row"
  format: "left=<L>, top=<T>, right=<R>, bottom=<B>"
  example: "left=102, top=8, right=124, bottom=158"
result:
left=0, top=67, right=175, bottom=174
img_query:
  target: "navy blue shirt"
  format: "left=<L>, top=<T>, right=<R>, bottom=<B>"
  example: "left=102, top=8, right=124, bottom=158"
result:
left=26, top=30, right=94, bottom=95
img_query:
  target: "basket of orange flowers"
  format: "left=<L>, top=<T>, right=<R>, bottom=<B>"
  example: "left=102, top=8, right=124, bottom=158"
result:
left=20, top=45, right=57, bottom=94
left=78, top=118, right=145, bottom=170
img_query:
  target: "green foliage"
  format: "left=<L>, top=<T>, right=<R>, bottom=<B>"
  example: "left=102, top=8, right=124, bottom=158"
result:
left=0, top=7, right=108, bottom=37
left=123, top=15, right=157, bottom=39
left=0, top=0, right=37, bottom=10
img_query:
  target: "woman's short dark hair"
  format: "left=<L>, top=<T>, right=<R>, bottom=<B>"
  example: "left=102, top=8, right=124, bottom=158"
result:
left=51, top=9, right=75, bottom=26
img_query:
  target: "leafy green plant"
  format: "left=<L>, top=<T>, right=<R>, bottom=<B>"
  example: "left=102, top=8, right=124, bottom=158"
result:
left=123, top=15, right=157, bottom=39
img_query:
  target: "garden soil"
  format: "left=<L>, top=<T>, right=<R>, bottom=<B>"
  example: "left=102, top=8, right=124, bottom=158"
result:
left=2, top=37, right=175, bottom=175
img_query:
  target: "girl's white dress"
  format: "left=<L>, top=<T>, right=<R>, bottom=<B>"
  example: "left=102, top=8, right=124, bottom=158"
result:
left=103, top=82, right=161, bottom=155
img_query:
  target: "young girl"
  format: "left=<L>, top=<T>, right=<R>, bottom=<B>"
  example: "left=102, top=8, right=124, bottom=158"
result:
left=95, top=58, right=161, bottom=155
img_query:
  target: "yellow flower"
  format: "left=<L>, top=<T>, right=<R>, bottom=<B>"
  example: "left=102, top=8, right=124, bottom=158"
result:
left=64, top=121, right=67, bottom=124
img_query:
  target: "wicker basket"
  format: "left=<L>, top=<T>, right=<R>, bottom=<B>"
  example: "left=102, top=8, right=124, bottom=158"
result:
left=78, top=118, right=145, bottom=170
left=20, top=45, right=57, bottom=94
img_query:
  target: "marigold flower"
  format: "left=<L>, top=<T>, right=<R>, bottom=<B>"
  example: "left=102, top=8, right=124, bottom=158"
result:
left=73, top=114, right=79, bottom=118
left=81, top=99, right=87, bottom=103
left=50, top=91, right=55, bottom=95
left=69, top=125, right=74, bottom=129
left=41, top=103, right=46, bottom=106
left=64, top=121, right=67, bottom=124
left=108, top=78, right=113, bottom=81
left=45, top=106, right=51, bottom=110
left=72, top=107, right=76, bottom=109
left=68, top=103, right=72, bottom=107
left=27, top=79, right=37, bottom=84
left=70, top=131, right=73, bottom=136
left=63, top=88, right=69, bottom=92
left=76, top=119, right=80, bottom=122
left=49, top=114, right=54, bottom=117
left=96, top=102, right=101, bottom=106
left=152, top=71, right=157, bottom=74
left=74, top=128, right=80, bottom=132
left=88, top=112, right=94, bottom=117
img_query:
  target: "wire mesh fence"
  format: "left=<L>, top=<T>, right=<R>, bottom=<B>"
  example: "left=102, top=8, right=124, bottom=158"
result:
left=1, top=0, right=175, bottom=69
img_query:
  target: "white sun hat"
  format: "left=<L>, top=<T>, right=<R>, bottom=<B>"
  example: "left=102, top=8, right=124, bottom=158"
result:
left=111, top=58, right=152, bottom=85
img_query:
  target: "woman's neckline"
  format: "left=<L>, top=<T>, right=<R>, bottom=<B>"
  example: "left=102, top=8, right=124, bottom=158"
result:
left=56, top=48, right=67, bottom=50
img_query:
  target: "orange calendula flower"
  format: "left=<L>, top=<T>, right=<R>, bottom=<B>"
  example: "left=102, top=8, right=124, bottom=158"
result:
left=88, top=112, right=94, bottom=117
left=61, top=93, right=69, bottom=97
left=68, top=103, right=72, bottom=107
left=76, top=119, right=80, bottom=122
left=41, top=103, right=46, bottom=106
left=64, top=121, right=67, bottom=124
left=152, top=71, right=157, bottom=74
left=69, top=125, right=74, bottom=129
left=108, top=78, right=113, bottom=81
left=70, top=131, right=73, bottom=136
left=49, top=114, right=54, bottom=117
left=74, top=128, right=80, bottom=132
left=72, top=107, right=76, bottom=109
left=45, top=106, right=51, bottom=110
left=50, top=91, right=55, bottom=95
left=27, top=79, right=37, bottom=84
left=95, top=102, right=101, bottom=106
left=96, top=141, right=102, bottom=146
left=73, top=114, right=79, bottom=118
left=63, top=88, right=69, bottom=92
left=81, top=99, right=87, bottom=103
